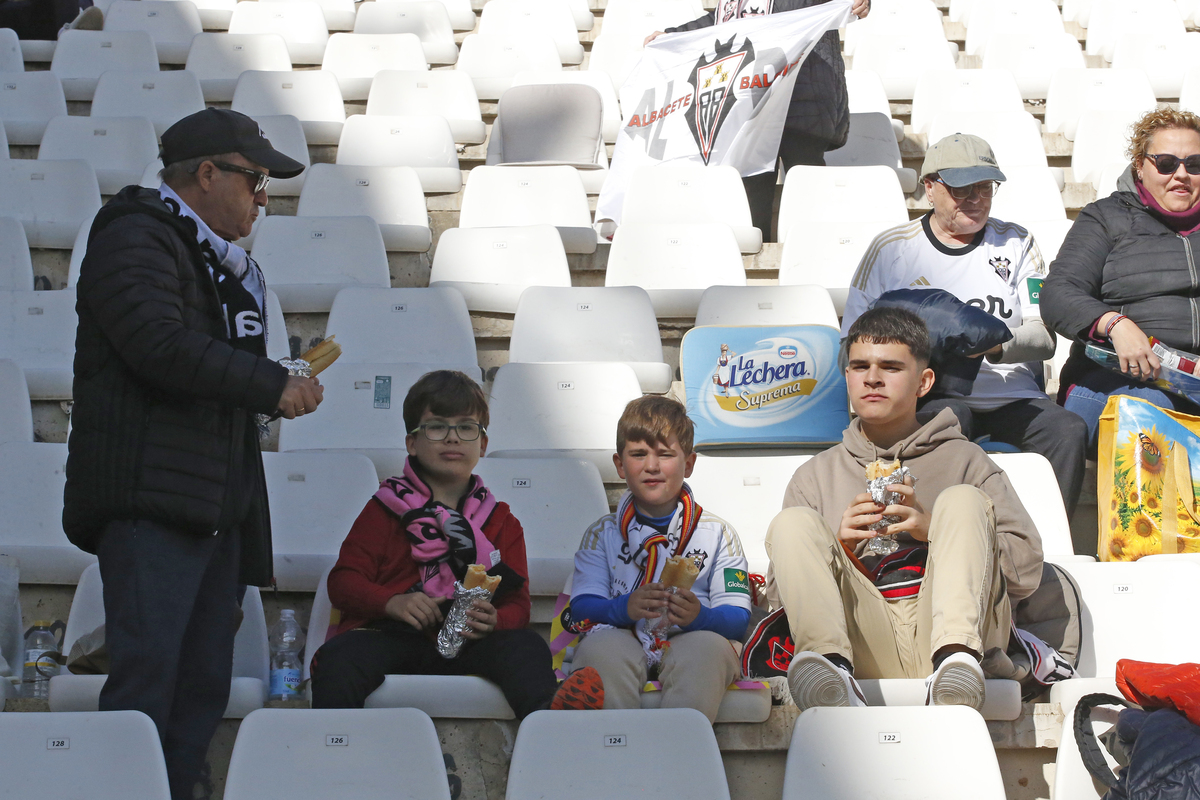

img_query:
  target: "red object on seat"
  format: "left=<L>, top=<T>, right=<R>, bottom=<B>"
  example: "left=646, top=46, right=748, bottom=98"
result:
left=1117, top=659, right=1200, bottom=726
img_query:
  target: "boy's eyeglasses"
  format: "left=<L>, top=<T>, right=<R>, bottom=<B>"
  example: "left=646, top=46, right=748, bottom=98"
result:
left=1144, top=153, right=1200, bottom=176
left=936, top=179, right=999, bottom=200
left=410, top=421, right=486, bottom=441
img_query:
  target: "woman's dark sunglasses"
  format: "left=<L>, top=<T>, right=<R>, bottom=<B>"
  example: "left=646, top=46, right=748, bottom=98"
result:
left=1144, top=153, right=1200, bottom=176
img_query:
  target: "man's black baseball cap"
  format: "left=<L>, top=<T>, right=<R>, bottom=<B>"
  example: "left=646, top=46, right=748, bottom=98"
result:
left=160, top=109, right=305, bottom=179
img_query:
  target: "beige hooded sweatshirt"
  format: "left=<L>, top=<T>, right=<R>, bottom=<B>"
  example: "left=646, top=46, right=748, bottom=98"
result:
left=781, top=407, right=1044, bottom=602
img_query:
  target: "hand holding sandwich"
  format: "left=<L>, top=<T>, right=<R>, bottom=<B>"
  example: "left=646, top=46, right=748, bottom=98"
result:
left=878, top=476, right=929, bottom=542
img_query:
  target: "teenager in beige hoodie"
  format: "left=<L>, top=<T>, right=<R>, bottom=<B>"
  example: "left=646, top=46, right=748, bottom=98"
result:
left=765, top=306, right=1043, bottom=712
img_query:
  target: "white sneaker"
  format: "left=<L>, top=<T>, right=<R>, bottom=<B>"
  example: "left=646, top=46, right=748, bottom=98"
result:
left=787, top=651, right=867, bottom=711
left=924, top=652, right=986, bottom=711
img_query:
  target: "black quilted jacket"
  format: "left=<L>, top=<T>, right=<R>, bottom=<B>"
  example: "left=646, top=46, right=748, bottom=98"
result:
left=64, top=186, right=288, bottom=586
left=665, top=0, right=850, bottom=150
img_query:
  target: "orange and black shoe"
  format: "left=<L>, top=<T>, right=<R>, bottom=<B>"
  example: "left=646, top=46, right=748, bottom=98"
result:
left=550, top=666, right=605, bottom=710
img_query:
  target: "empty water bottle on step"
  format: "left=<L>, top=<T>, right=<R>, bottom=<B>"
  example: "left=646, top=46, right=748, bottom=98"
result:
left=268, top=609, right=306, bottom=701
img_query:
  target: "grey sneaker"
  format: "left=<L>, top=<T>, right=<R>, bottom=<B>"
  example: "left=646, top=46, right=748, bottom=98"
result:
left=787, top=651, right=867, bottom=711
left=924, top=652, right=986, bottom=711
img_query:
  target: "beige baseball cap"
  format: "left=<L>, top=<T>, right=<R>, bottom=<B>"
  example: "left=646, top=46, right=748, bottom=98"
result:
left=921, top=133, right=1006, bottom=187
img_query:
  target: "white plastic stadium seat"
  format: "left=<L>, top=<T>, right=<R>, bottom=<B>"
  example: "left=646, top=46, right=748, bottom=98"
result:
left=300, top=566, right=515, bottom=716
left=825, top=112, right=918, bottom=193
left=297, top=164, right=431, bottom=251
left=473, top=457, right=609, bottom=596
left=0, top=161, right=100, bottom=249
left=103, top=0, right=203, bottom=64
left=782, top=706, right=1006, bottom=799
left=509, top=286, right=672, bottom=394
left=512, top=69, right=622, bottom=144
left=321, top=32, right=428, bottom=101
left=228, top=0, right=329, bottom=65
left=252, top=114, right=311, bottom=197
left=478, top=0, right=582, bottom=65
left=926, top=111, right=1051, bottom=172
left=605, top=222, right=746, bottom=318
left=0, top=218, right=34, bottom=291
left=1072, top=110, right=1140, bottom=189
left=487, top=362, right=642, bottom=481
left=1094, top=161, right=1131, bottom=200
left=848, top=33, right=956, bottom=100
left=777, top=165, right=908, bottom=244
left=988, top=166, right=1067, bottom=222
left=584, top=35, right=641, bottom=97
left=458, top=165, right=595, bottom=253
left=1051, top=678, right=1122, bottom=800
left=963, top=0, right=1065, bottom=58
left=366, top=69, right=485, bottom=145
left=988, top=452, right=1074, bottom=556
left=695, top=285, right=838, bottom=328
left=1052, top=560, right=1200, bottom=678
left=455, top=33, right=561, bottom=100
left=1086, top=0, right=1183, bottom=62
left=486, top=84, right=607, bottom=193
left=428, top=225, right=570, bottom=313
left=334, top=115, right=461, bottom=193
left=250, top=216, right=391, bottom=312
left=262, top=451, right=380, bottom=591
left=1111, top=33, right=1200, bottom=98
left=0, top=359, right=34, bottom=445
left=619, top=164, right=761, bottom=253
left=910, top=70, right=1025, bottom=136
left=185, top=32, right=292, bottom=103
left=179, top=0, right=238, bottom=30
left=49, top=563, right=270, bottom=717
left=278, top=361, right=481, bottom=472
left=0, top=442, right=94, bottom=583
left=687, top=454, right=810, bottom=575
left=38, top=116, right=159, bottom=196
left=779, top=219, right=905, bottom=315
left=842, top=0, right=946, bottom=57
left=0, top=26, right=21, bottom=72
left=90, top=70, right=205, bottom=137
left=0, top=71, right=68, bottom=145
left=845, top=69, right=895, bottom=120
left=1181, top=67, right=1200, bottom=114
left=1045, top=68, right=1157, bottom=141
left=231, top=69, right=345, bottom=146
left=261, top=0, right=356, bottom=31
left=385, top=0, right=475, bottom=31
left=50, top=29, right=159, bottom=101
left=324, top=286, right=478, bottom=367
left=506, top=709, right=731, bottom=800
left=224, top=708, right=451, bottom=800
left=0, top=711, right=170, bottom=800
left=980, top=32, right=1086, bottom=100
left=352, top=1, right=458, bottom=65
left=599, top=0, right=704, bottom=42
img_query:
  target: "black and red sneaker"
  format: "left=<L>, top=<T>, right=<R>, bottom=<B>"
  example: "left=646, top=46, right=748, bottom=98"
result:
left=550, top=666, right=605, bottom=710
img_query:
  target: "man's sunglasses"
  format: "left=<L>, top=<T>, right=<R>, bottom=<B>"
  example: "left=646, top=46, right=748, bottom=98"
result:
left=191, top=161, right=270, bottom=193
left=935, top=178, right=999, bottom=200
left=1144, top=153, right=1200, bottom=176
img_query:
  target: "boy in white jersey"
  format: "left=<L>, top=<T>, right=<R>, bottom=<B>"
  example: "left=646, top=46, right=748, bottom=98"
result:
left=566, top=396, right=752, bottom=723
left=842, top=133, right=1087, bottom=518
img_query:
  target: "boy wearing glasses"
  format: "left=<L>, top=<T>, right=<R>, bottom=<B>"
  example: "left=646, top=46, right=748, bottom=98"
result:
left=310, top=371, right=596, bottom=713
left=841, top=133, right=1087, bottom=520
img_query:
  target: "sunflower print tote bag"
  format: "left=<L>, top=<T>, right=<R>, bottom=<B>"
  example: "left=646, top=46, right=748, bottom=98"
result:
left=1097, top=395, right=1200, bottom=561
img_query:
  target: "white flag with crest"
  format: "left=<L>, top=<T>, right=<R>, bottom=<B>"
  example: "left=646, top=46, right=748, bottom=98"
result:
left=596, top=0, right=854, bottom=226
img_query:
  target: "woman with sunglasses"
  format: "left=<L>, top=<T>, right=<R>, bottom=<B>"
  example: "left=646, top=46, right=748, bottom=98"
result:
left=1043, top=107, right=1200, bottom=447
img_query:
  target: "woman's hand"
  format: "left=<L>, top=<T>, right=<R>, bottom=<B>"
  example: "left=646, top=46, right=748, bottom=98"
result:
left=1106, top=314, right=1160, bottom=380
left=851, top=0, right=870, bottom=18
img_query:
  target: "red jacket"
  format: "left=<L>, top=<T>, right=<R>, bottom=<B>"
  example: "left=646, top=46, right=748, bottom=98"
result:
left=327, top=496, right=532, bottom=636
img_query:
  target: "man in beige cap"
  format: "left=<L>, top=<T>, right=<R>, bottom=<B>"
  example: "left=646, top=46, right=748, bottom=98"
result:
left=840, top=132, right=1086, bottom=520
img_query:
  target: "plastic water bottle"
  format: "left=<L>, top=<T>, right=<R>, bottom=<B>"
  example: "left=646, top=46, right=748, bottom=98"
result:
left=22, top=621, right=62, bottom=700
left=268, top=609, right=305, bottom=701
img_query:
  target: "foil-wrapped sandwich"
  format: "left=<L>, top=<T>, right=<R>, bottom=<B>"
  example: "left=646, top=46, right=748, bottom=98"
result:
left=864, top=459, right=911, bottom=556
left=279, top=335, right=342, bottom=378
left=649, top=555, right=702, bottom=642
left=437, top=564, right=500, bottom=659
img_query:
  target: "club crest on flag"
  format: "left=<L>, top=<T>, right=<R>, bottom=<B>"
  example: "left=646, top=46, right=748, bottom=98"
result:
left=687, top=35, right=755, bottom=164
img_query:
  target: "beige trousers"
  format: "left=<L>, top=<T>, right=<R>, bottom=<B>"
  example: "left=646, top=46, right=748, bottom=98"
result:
left=764, top=485, right=1011, bottom=680
left=571, top=627, right=741, bottom=723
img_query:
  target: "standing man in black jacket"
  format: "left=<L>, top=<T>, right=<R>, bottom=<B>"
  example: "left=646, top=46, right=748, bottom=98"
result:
left=64, top=109, right=323, bottom=800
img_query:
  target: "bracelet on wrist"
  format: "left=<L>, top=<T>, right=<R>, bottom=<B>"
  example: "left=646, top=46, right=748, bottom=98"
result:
left=1105, top=314, right=1128, bottom=339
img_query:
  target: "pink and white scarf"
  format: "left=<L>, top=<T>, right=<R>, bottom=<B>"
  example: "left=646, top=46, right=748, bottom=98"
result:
left=374, top=458, right=500, bottom=599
